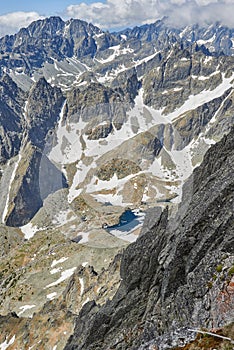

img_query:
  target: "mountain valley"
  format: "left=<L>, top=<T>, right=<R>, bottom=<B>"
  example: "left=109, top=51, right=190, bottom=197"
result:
left=0, top=16, right=233, bottom=349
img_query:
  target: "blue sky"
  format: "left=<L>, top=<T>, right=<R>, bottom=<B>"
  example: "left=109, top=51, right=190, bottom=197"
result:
left=0, top=1, right=232, bottom=38
left=0, top=1, right=96, bottom=17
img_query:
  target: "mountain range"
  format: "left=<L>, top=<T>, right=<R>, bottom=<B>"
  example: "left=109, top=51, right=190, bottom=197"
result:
left=0, top=16, right=233, bottom=350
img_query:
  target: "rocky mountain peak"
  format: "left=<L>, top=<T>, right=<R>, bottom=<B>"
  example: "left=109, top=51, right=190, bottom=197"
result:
left=26, top=16, right=65, bottom=37
left=0, top=15, right=233, bottom=350
left=27, top=78, right=64, bottom=148
left=1, top=74, right=20, bottom=95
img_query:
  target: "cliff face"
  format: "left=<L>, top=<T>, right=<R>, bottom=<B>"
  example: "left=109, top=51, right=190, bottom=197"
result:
left=27, top=77, right=64, bottom=149
left=0, top=75, right=25, bottom=162
left=1, top=18, right=234, bottom=231
left=4, top=145, right=67, bottom=227
left=0, top=16, right=234, bottom=350
left=65, top=126, right=234, bottom=350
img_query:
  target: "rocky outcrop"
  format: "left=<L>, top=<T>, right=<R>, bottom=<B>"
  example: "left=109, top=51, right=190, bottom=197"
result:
left=65, top=126, right=234, bottom=349
left=0, top=75, right=25, bottom=162
left=111, top=68, right=140, bottom=103
left=0, top=225, right=23, bottom=257
left=4, top=143, right=67, bottom=227
left=27, top=77, right=64, bottom=149
left=0, top=241, right=124, bottom=350
left=65, top=83, right=128, bottom=135
left=0, top=15, right=234, bottom=350
left=96, top=158, right=141, bottom=181
left=172, top=90, right=232, bottom=150
left=0, top=74, right=68, bottom=227
left=0, top=73, right=64, bottom=163
left=142, top=45, right=233, bottom=114
left=119, top=20, right=234, bottom=56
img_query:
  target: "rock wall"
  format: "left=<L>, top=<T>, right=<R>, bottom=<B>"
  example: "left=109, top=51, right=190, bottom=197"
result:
left=65, top=127, right=234, bottom=350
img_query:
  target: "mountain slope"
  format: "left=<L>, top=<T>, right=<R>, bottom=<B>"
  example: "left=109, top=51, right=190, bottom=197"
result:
left=64, top=126, right=234, bottom=350
left=0, top=16, right=233, bottom=350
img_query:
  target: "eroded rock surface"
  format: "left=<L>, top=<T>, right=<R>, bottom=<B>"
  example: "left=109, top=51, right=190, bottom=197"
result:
left=65, top=127, right=234, bottom=350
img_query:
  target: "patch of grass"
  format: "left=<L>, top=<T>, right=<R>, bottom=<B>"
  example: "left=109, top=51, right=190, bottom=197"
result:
left=228, top=265, right=234, bottom=276
left=207, top=281, right=213, bottom=289
left=216, top=264, right=223, bottom=273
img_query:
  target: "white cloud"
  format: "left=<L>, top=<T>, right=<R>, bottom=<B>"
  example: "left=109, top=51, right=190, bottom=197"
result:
left=66, top=0, right=161, bottom=29
left=0, top=11, right=44, bottom=38
left=0, top=1, right=233, bottom=38
left=66, top=0, right=234, bottom=29
left=164, top=1, right=234, bottom=27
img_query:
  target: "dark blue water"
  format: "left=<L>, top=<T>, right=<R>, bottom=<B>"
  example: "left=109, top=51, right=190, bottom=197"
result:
left=106, top=210, right=137, bottom=231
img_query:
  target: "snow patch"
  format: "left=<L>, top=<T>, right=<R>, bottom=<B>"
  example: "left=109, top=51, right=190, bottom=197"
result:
left=77, top=232, right=90, bottom=244
left=79, top=278, right=84, bottom=296
left=204, top=56, right=213, bottom=64
left=95, top=44, right=133, bottom=64
left=167, top=73, right=234, bottom=121
left=147, top=157, right=164, bottom=178
left=50, top=267, right=62, bottom=275
left=197, top=70, right=220, bottom=81
left=82, top=297, right=90, bottom=307
left=18, top=305, right=36, bottom=316
left=0, top=335, right=15, bottom=350
left=197, top=34, right=216, bottom=45
left=92, top=192, right=125, bottom=206
left=52, top=210, right=76, bottom=227
left=47, top=292, right=57, bottom=300
left=51, top=257, right=68, bottom=268
left=20, top=223, right=42, bottom=240
left=49, top=103, right=87, bottom=165
left=134, top=51, right=159, bottom=66
left=68, top=160, right=96, bottom=203
left=45, top=267, right=77, bottom=288
left=203, top=137, right=216, bottom=145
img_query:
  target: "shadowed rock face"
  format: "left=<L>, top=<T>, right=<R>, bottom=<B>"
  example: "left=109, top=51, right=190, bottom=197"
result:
left=64, top=127, right=234, bottom=350
left=27, top=77, right=64, bottom=149
left=5, top=148, right=68, bottom=227
left=0, top=75, right=25, bottom=162
left=0, top=76, right=66, bottom=226
left=0, top=16, right=234, bottom=349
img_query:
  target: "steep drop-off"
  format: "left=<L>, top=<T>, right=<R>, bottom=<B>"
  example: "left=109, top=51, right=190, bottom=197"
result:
left=65, top=126, right=234, bottom=349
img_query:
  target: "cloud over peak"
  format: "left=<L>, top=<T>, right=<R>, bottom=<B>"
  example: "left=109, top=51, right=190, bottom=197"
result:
left=0, top=11, right=44, bottom=38
left=0, top=1, right=233, bottom=39
left=66, top=0, right=234, bottom=30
